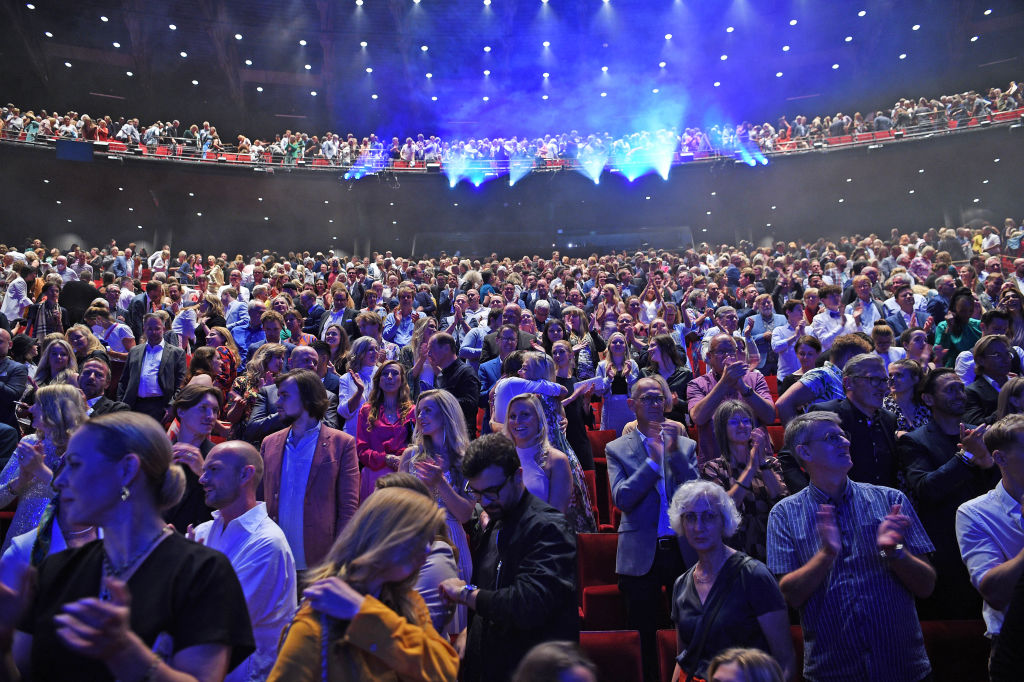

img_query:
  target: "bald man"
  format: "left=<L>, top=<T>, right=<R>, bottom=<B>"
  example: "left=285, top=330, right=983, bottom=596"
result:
left=193, top=441, right=296, bottom=682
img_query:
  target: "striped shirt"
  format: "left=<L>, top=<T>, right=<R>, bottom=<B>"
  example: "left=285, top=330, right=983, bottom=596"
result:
left=767, top=479, right=934, bottom=682
left=796, top=362, right=845, bottom=406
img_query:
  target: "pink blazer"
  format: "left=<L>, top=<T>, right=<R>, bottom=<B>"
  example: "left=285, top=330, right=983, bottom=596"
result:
left=261, top=424, right=360, bottom=567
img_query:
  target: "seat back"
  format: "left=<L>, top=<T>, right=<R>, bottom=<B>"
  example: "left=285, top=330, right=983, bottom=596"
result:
left=579, top=630, right=643, bottom=682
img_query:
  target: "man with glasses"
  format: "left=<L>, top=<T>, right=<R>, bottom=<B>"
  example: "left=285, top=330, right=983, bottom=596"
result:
left=768, top=411, right=936, bottom=682
left=438, top=433, right=577, bottom=682
left=897, top=367, right=999, bottom=619
left=777, top=354, right=899, bottom=493
left=688, top=333, right=776, bottom=464
left=607, top=376, right=699, bottom=681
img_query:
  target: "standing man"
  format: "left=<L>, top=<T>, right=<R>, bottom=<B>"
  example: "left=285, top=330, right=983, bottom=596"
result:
left=194, top=440, right=297, bottom=682
left=429, top=332, right=482, bottom=438
left=126, top=280, right=165, bottom=340
left=0, top=263, right=33, bottom=321
left=606, top=376, right=699, bottom=681
left=438, top=433, right=577, bottom=682
left=768, top=412, right=936, bottom=682
left=117, top=313, right=186, bottom=423
left=382, top=285, right=419, bottom=347
left=260, top=369, right=359, bottom=575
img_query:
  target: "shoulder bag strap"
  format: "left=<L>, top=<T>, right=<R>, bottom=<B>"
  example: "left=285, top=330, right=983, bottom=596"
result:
left=677, top=554, right=753, bottom=676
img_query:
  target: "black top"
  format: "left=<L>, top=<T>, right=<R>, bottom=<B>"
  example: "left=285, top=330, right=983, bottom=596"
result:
left=437, top=358, right=482, bottom=438
left=557, top=375, right=594, bottom=471
left=464, top=491, right=578, bottom=682
left=671, top=552, right=785, bottom=678
left=642, top=365, right=693, bottom=423
left=22, top=533, right=255, bottom=681
left=162, top=439, right=215, bottom=533
left=194, top=313, right=226, bottom=349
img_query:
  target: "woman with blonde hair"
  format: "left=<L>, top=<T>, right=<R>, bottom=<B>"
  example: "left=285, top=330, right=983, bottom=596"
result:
left=338, top=335, right=381, bottom=436
left=356, top=360, right=415, bottom=500
left=30, top=337, right=78, bottom=388
left=400, top=316, right=440, bottom=399
left=206, top=325, right=242, bottom=369
left=596, top=331, right=640, bottom=435
left=1, top=411, right=255, bottom=680
left=65, top=324, right=109, bottom=368
left=0, top=384, right=86, bottom=551
left=268, top=487, right=458, bottom=681
left=401, top=389, right=475, bottom=634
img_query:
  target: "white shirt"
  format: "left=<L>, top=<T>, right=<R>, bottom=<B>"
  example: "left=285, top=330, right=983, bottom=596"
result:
left=138, top=341, right=165, bottom=397
left=956, top=481, right=1024, bottom=636
left=770, top=323, right=803, bottom=380
left=219, top=283, right=250, bottom=303
left=810, top=309, right=847, bottom=351
left=0, top=277, right=31, bottom=319
left=844, top=299, right=882, bottom=334
left=193, top=503, right=297, bottom=682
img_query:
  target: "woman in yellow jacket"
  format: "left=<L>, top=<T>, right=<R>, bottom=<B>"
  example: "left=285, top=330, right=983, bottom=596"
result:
left=268, top=487, right=459, bottom=681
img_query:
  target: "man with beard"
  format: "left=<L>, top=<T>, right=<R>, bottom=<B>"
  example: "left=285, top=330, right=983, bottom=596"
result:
left=78, top=359, right=129, bottom=416
left=439, top=433, right=577, bottom=682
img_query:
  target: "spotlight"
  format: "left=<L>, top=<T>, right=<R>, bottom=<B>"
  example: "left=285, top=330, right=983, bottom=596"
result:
left=726, top=26, right=734, bottom=33
left=845, top=36, right=852, bottom=42
left=899, top=53, right=907, bottom=59
left=970, top=35, right=979, bottom=42
left=299, top=39, right=307, bottom=46
left=600, top=92, right=607, bottom=97
left=713, top=81, right=720, bottom=87
left=431, top=96, right=437, bottom=101
left=245, top=59, right=252, bottom=65
left=371, top=93, right=378, bottom=99
left=64, top=61, right=72, bottom=67
left=484, top=0, right=491, bottom=5
left=543, top=41, right=550, bottom=47
left=720, top=54, right=727, bottom=60
left=483, top=96, right=489, bottom=101
left=664, top=33, right=672, bottom=40
left=832, top=63, right=839, bottom=69
left=44, top=31, right=52, bottom=37
left=360, top=41, right=367, bottom=47
left=858, top=10, right=866, bottom=16
left=542, top=95, right=549, bottom=100
left=776, top=71, right=783, bottom=77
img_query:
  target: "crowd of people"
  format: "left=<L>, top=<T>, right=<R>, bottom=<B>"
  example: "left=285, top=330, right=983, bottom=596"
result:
left=0, top=213, right=1023, bottom=681
left=2, top=80, right=1021, bottom=172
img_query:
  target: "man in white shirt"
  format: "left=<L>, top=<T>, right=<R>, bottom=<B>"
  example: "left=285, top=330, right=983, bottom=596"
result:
left=956, top=415, right=1024, bottom=641
left=843, top=275, right=883, bottom=334
left=193, top=440, right=297, bottom=682
left=810, top=284, right=848, bottom=352
left=117, top=314, right=186, bottom=423
left=220, top=270, right=251, bottom=304
left=0, top=263, right=33, bottom=320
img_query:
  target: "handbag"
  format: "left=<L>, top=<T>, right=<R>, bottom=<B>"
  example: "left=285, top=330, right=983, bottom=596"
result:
left=677, top=553, right=753, bottom=679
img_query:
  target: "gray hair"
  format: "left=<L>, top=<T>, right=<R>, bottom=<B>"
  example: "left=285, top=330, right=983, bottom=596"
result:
left=631, top=374, right=671, bottom=402
left=784, top=411, right=842, bottom=460
left=669, top=480, right=742, bottom=538
left=842, top=353, right=885, bottom=378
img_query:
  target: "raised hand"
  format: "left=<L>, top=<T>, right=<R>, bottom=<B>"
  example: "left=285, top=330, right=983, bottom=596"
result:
left=876, top=504, right=911, bottom=549
left=54, top=577, right=132, bottom=662
left=171, top=442, right=204, bottom=477
left=304, top=577, right=366, bottom=620
left=816, top=504, right=841, bottom=556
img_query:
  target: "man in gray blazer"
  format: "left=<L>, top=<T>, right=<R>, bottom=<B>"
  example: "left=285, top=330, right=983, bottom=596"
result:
left=117, top=313, right=186, bottom=424
left=606, top=375, right=699, bottom=681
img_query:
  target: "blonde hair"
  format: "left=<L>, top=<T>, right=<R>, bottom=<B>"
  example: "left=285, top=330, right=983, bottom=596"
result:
left=66, top=324, right=105, bottom=357
left=34, top=384, right=87, bottom=450
left=82, top=412, right=186, bottom=510
left=521, top=351, right=556, bottom=382
left=504, top=393, right=551, bottom=449
left=309, top=487, right=445, bottom=623
left=34, top=338, right=78, bottom=386
left=411, top=389, right=470, bottom=460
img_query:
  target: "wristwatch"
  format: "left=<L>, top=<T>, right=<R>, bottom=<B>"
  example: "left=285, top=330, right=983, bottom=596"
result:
left=740, top=385, right=753, bottom=397
left=459, top=583, right=478, bottom=603
left=878, top=543, right=905, bottom=561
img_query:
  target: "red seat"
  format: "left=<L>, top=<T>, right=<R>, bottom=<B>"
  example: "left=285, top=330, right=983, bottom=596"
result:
left=921, top=620, right=987, bottom=682
left=476, top=407, right=485, bottom=435
left=766, top=425, right=785, bottom=453
left=577, top=533, right=626, bottom=629
left=579, top=631, right=643, bottom=682
left=583, top=470, right=600, bottom=522
left=140, top=268, right=152, bottom=282
left=856, top=132, right=874, bottom=142
left=237, top=154, right=251, bottom=163
left=587, top=430, right=617, bottom=460
left=222, top=153, right=237, bottom=162
left=155, top=145, right=169, bottom=156
left=657, top=629, right=676, bottom=682
left=394, top=160, right=409, bottom=168
left=312, top=158, right=329, bottom=166
left=764, top=374, right=778, bottom=401
left=109, top=141, right=127, bottom=152
left=994, top=108, right=1023, bottom=122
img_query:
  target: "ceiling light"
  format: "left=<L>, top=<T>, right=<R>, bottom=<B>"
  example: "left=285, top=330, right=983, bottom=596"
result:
left=64, top=61, right=71, bottom=67
left=425, top=72, right=432, bottom=78
left=659, top=61, right=666, bottom=68
left=542, top=94, right=549, bottom=99
left=235, top=33, right=243, bottom=40
left=371, top=93, right=378, bottom=99
left=652, top=88, right=659, bottom=93
left=310, top=90, right=317, bottom=96
left=484, top=0, right=491, bottom=5
left=356, top=0, right=363, bottom=5
left=196, top=212, right=202, bottom=217
left=845, top=36, right=853, bottom=42
left=543, top=41, right=550, bottom=47
left=366, top=67, right=373, bottom=73
left=299, top=39, right=307, bottom=46
left=984, top=9, right=992, bottom=15
left=483, top=96, right=489, bottom=101
left=970, top=35, right=979, bottom=42
left=600, top=92, right=607, bottom=97
left=789, top=19, right=797, bottom=25
left=360, top=41, right=367, bottom=47
left=832, top=63, right=839, bottom=69
left=112, top=42, right=120, bottom=48
left=169, top=24, right=176, bottom=30
left=776, top=71, right=783, bottom=77
left=180, top=51, right=187, bottom=57
left=899, top=53, right=907, bottom=59
left=421, top=45, right=428, bottom=51
left=126, top=71, right=133, bottom=76
left=304, top=64, right=311, bottom=70
left=664, top=33, right=672, bottom=40
left=912, top=24, right=920, bottom=30
left=245, top=59, right=252, bottom=65
left=431, top=96, right=437, bottom=101
left=720, top=54, right=727, bottom=60
left=726, top=26, right=734, bottom=33
left=484, top=46, right=491, bottom=52
left=483, top=69, right=490, bottom=75
left=44, top=31, right=52, bottom=37
left=543, top=72, right=549, bottom=78
left=256, top=86, right=263, bottom=92
left=858, top=10, right=866, bottom=16
left=713, top=81, right=721, bottom=87
left=25, top=3, right=34, bottom=8
left=191, top=79, right=199, bottom=85
left=601, top=66, right=608, bottom=72
left=782, top=45, right=790, bottom=51
left=100, top=16, right=108, bottom=22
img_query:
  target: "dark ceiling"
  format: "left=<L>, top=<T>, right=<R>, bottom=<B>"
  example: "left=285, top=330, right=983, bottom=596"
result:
left=1, top=0, right=1021, bottom=143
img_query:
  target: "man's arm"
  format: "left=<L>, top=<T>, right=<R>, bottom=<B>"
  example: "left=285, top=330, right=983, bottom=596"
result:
left=0, top=363, right=26, bottom=405
left=606, top=439, right=661, bottom=513
left=335, top=434, right=361, bottom=535
left=775, top=381, right=815, bottom=425
left=958, top=506, right=1024, bottom=611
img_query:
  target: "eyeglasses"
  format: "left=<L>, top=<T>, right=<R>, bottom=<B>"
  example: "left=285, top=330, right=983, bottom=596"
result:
left=637, top=395, right=665, bottom=406
left=465, top=474, right=512, bottom=502
left=727, top=417, right=753, bottom=427
left=850, top=375, right=888, bottom=388
left=681, top=511, right=720, bottom=526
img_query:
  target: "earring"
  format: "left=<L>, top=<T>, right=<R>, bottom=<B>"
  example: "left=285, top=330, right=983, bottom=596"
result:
left=120, top=486, right=130, bottom=502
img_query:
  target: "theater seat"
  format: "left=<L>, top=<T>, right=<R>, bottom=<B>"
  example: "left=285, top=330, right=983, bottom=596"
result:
left=579, top=631, right=643, bottom=682
left=921, top=620, right=987, bottom=682
left=577, top=533, right=624, bottom=629
left=587, top=429, right=618, bottom=460
left=766, top=425, right=785, bottom=452
left=764, top=374, right=778, bottom=401
left=657, top=629, right=676, bottom=682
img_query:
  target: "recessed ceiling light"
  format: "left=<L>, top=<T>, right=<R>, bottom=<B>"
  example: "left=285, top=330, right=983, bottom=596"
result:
left=912, top=24, right=920, bottom=31
left=789, top=19, right=797, bottom=25
left=299, top=39, right=307, bottom=46
left=360, top=41, right=367, bottom=47
left=64, top=61, right=72, bottom=68
left=44, top=31, right=52, bottom=37
left=652, top=88, right=659, bottom=93
left=543, top=72, right=549, bottom=78
left=776, top=71, right=783, bottom=77
left=483, top=69, right=490, bottom=75
left=25, top=3, right=35, bottom=8
left=832, top=63, right=839, bottom=69
left=858, top=10, right=866, bottom=17
left=235, top=33, right=242, bottom=40
left=421, top=45, right=428, bottom=51
left=726, top=26, right=734, bottom=33
left=112, top=42, right=120, bottom=48
left=180, top=51, right=187, bottom=57
left=664, top=34, right=672, bottom=40
left=355, top=0, right=362, bottom=4
left=304, top=64, right=311, bottom=70
left=425, top=72, right=432, bottom=78
left=366, top=67, right=373, bottom=73
left=484, top=0, right=491, bottom=5
left=189, top=192, right=194, bottom=196
left=899, top=53, right=907, bottom=59
left=601, top=66, right=608, bottom=72
left=713, top=81, right=721, bottom=87
left=970, top=35, right=979, bottom=42
left=600, top=92, right=607, bottom=97
left=100, top=16, right=108, bottom=22
left=658, top=61, right=666, bottom=68
left=126, top=71, right=133, bottom=76
left=196, top=212, right=202, bottom=217
left=984, top=9, right=992, bottom=15
left=310, top=90, right=317, bottom=96
left=256, top=86, right=263, bottom=92
left=543, top=41, right=550, bottom=47
left=371, top=93, right=378, bottom=99
left=720, top=54, right=728, bottom=60
left=483, top=96, right=490, bottom=101
left=484, top=46, right=491, bottom=52
left=245, top=59, right=252, bottom=65
left=191, top=79, right=199, bottom=85
left=169, top=24, right=176, bottom=30
left=431, top=96, right=437, bottom=101
left=542, top=94, right=549, bottom=99
left=845, top=36, right=853, bottom=42
left=782, top=45, right=790, bottom=51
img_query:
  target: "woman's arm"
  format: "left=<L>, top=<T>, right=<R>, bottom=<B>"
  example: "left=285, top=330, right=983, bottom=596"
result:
left=546, top=452, right=572, bottom=514
left=757, top=609, right=797, bottom=682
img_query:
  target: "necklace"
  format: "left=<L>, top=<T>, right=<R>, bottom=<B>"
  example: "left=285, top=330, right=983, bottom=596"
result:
left=68, top=526, right=96, bottom=537
left=100, top=527, right=169, bottom=600
left=693, top=550, right=732, bottom=585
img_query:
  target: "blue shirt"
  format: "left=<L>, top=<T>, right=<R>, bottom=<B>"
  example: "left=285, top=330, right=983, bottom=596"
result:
left=767, top=479, right=935, bottom=682
left=277, top=422, right=321, bottom=570
left=797, top=362, right=845, bottom=406
left=382, top=311, right=417, bottom=346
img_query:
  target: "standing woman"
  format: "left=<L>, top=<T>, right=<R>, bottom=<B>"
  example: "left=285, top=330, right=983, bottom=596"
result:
left=596, top=331, right=640, bottom=435
left=594, top=284, right=626, bottom=339
left=4, top=411, right=255, bottom=680
left=0, top=384, right=86, bottom=551
left=700, top=401, right=787, bottom=562
left=323, top=323, right=351, bottom=374
left=401, top=317, right=439, bottom=400
left=356, top=360, right=415, bottom=501
left=30, top=338, right=78, bottom=388
left=562, top=305, right=605, bottom=380
left=24, top=281, right=67, bottom=341
left=65, top=325, right=110, bottom=369
left=400, top=389, right=476, bottom=635
left=643, top=334, right=693, bottom=424
left=884, top=358, right=931, bottom=433
left=206, top=325, right=242, bottom=373
left=337, top=335, right=380, bottom=436
left=933, top=288, right=982, bottom=368
left=268, top=487, right=458, bottom=681
left=164, top=384, right=222, bottom=533
left=668, top=480, right=794, bottom=682
left=552, top=339, right=595, bottom=471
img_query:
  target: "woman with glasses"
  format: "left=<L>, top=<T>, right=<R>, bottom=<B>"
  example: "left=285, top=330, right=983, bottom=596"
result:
left=700, top=401, right=786, bottom=562
left=884, top=359, right=931, bottom=433
left=268, top=487, right=458, bottom=681
left=668, top=480, right=793, bottom=682
left=965, top=334, right=1013, bottom=426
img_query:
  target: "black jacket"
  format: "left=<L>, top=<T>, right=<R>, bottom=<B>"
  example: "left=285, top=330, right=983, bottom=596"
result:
left=89, top=396, right=130, bottom=417
left=964, top=376, right=1000, bottom=426
left=436, top=358, right=482, bottom=438
left=463, top=491, right=578, bottom=682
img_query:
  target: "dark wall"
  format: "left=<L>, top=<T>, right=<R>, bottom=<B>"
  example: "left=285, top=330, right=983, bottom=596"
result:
left=1, top=124, right=1021, bottom=258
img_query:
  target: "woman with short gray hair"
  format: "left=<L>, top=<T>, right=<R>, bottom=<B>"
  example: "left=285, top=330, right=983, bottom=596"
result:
left=667, top=479, right=794, bottom=682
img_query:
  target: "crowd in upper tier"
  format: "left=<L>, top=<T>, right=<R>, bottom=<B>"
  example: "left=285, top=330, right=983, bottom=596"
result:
left=0, top=213, right=1024, bottom=681
left=2, top=80, right=1021, bottom=169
